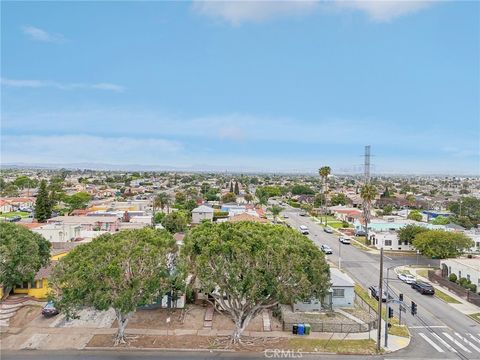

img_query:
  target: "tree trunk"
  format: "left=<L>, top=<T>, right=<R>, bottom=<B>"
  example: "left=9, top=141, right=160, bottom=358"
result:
left=114, top=310, right=132, bottom=345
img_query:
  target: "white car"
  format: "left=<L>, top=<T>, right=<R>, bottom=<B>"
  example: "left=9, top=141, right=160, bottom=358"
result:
left=398, top=273, right=416, bottom=284
left=321, top=244, right=333, bottom=254
left=339, top=237, right=351, bottom=244
left=283, top=214, right=289, bottom=219
left=299, top=225, right=309, bottom=235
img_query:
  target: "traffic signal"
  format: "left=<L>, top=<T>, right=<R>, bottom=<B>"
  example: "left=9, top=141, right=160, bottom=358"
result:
left=411, top=301, right=417, bottom=315
left=388, top=307, right=394, bottom=318
left=399, top=293, right=404, bottom=302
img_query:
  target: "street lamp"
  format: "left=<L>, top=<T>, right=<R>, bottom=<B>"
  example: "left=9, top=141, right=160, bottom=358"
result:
left=384, top=264, right=398, bottom=348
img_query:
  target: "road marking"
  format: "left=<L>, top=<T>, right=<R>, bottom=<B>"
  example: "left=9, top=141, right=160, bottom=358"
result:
left=410, top=326, right=449, bottom=329
left=431, top=333, right=457, bottom=352
left=454, top=332, right=480, bottom=352
left=419, top=332, right=444, bottom=352
left=442, top=332, right=471, bottom=353
left=467, top=333, right=480, bottom=344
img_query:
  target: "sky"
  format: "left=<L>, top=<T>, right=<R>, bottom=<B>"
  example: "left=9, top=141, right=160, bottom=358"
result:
left=1, top=0, right=479, bottom=175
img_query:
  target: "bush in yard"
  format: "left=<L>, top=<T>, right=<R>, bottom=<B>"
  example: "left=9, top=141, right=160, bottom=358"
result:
left=467, top=284, right=477, bottom=293
left=458, top=277, right=470, bottom=287
left=448, top=273, right=458, bottom=283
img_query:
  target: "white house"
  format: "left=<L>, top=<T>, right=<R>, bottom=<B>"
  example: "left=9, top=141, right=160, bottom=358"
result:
left=293, top=268, right=355, bottom=312
left=32, top=223, right=82, bottom=242
left=440, top=258, right=480, bottom=289
left=191, top=205, right=214, bottom=224
left=0, top=200, right=13, bottom=213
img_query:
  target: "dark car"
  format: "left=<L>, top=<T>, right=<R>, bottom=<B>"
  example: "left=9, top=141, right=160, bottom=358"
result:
left=368, top=286, right=392, bottom=302
left=42, top=301, right=59, bottom=317
left=411, top=281, right=435, bottom=295
left=324, top=227, right=333, bottom=234
left=9, top=216, right=22, bottom=222
left=355, top=230, right=366, bottom=236
left=299, top=212, right=307, bottom=217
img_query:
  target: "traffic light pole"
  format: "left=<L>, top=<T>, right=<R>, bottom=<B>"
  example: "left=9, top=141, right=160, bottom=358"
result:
left=384, top=267, right=390, bottom=348
left=376, top=248, right=384, bottom=352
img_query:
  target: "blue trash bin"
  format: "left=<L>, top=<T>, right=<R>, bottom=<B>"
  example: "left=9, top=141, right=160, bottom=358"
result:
left=297, top=323, right=304, bottom=335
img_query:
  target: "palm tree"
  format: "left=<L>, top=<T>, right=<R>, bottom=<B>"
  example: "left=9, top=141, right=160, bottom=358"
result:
left=268, top=205, right=283, bottom=224
left=154, top=192, right=171, bottom=214
left=319, top=166, right=331, bottom=226
left=360, top=184, right=378, bottom=245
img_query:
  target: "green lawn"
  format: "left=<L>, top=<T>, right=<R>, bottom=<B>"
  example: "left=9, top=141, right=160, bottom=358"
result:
left=0, top=211, right=30, bottom=218
left=434, top=288, right=461, bottom=304
left=288, top=338, right=378, bottom=354
left=416, top=269, right=429, bottom=278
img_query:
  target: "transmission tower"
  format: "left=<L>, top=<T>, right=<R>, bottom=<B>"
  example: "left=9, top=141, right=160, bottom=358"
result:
left=364, top=145, right=371, bottom=184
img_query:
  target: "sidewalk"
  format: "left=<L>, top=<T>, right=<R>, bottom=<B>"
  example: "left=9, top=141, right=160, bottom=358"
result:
left=397, top=265, right=480, bottom=315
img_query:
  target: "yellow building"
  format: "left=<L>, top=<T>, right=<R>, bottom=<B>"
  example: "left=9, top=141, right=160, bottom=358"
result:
left=11, top=250, right=69, bottom=300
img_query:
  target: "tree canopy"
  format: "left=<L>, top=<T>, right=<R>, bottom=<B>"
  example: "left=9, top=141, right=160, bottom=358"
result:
left=50, top=228, right=177, bottom=344
left=290, top=184, right=315, bottom=195
left=221, top=192, right=237, bottom=203
left=35, top=180, right=52, bottom=222
left=161, top=211, right=188, bottom=233
left=63, top=192, right=91, bottom=211
left=407, top=210, right=423, bottom=222
left=412, top=230, right=474, bottom=258
left=182, top=221, right=330, bottom=343
left=398, top=224, right=428, bottom=245
left=330, top=193, right=349, bottom=206
left=0, top=223, right=51, bottom=296
left=448, top=197, right=480, bottom=229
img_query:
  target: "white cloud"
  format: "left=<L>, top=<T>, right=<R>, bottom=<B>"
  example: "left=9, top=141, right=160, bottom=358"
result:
left=192, top=0, right=319, bottom=25
left=192, top=0, right=434, bottom=24
left=21, top=25, right=66, bottom=43
left=2, top=134, right=183, bottom=164
left=334, top=0, right=433, bottom=22
left=1, top=78, right=125, bottom=92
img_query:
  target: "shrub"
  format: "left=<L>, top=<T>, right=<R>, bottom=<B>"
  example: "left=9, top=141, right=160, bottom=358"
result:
left=448, top=273, right=458, bottom=283
left=467, top=284, right=477, bottom=293
left=458, top=277, right=470, bottom=287
left=342, top=221, right=350, bottom=228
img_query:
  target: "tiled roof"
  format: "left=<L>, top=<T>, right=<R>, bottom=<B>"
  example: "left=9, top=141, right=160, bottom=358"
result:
left=34, top=261, right=57, bottom=280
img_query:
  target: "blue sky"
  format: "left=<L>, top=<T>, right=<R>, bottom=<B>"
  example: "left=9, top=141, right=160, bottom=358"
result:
left=1, top=1, right=479, bottom=174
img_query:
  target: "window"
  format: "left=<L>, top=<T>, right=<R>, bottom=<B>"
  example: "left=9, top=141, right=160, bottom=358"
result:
left=385, top=240, right=392, bottom=246
left=333, top=288, right=345, bottom=298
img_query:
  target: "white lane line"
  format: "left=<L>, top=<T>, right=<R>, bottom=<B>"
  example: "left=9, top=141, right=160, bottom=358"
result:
left=419, top=332, right=444, bottom=353
left=410, top=326, right=449, bottom=329
left=467, top=333, right=480, bottom=344
left=442, top=332, right=471, bottom=353
left=454, top=332, right=480, bottom=352
left=431, top=333, right=457, bottom=352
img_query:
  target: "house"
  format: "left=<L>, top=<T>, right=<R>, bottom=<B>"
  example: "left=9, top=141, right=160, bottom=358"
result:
left=191, top=205, right=214, bottom=224
left=3, top=197, right=35, bottom=209
left=11, top=249, right=69, bottom=299
left=32, top=223, right=82, bottom=242
left=221, top=203, right=246, bottom=217
left=0, top=199, right=13, bottom=213
left=440, top=258, right=480, bottom=289
left=330, top=206, right=363, bottom=223
left=47, top=215, right=119, bottom=232
left=293, top=268, right=355, bottom=312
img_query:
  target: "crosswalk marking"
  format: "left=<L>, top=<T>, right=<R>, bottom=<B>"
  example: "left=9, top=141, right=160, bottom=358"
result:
left=442, top=332, right=471, bottom=353
left=431, top=333, right=457, bottom=352
left=454, top=332, right=480, bottom=352
left=419, top=332, right=444, bottom=352
left=467, top=333, right=480, bottom=344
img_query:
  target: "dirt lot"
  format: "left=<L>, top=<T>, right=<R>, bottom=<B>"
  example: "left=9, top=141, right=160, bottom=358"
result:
left=116, top=306, right=205, bottom=330
left=87, top=334, right=377, bottom=354
left=9, top=306, right=43, bottom=327
left=213, top=311, right=282, bottom=331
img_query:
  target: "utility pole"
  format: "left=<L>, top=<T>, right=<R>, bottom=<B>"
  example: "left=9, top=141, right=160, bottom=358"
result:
left=376, top=247, right=384, bottom=353
left=384, top=267, right=390, bottom=348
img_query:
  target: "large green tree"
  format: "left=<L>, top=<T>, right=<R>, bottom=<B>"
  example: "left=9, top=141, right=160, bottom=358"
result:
left=0, top=223, right=51, bottom=297
left=35, top=180, right=53, bottom=222
left=397, top=224, right=428, bottom=245
left=161, top=211, right=188, bottom=233
left=330, top=193, right=348, bottom=206
left=268, top=205, right=283, bottom=224
left=63, top=192, right=91, bottom=211
left=412, top=230, right=474, bottom=258
left=448, top=197, right=480, bottom=229
left=182, top=222, right=330, bottom=343
left=50, top=228, right=177, bottom=344
left=407, top=210, right=423, bottom=222
left=221, top=192, right=237, bottom=204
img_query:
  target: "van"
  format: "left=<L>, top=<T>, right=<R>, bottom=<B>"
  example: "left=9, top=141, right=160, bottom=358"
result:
left=299, top=225, right=309, bottom=235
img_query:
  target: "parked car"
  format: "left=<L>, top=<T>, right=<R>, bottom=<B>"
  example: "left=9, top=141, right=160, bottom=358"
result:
left=324, top=227, right=333, bottom=234
left=9, top=216, right=22, bottom=222
left=339, top=237, right=351, bottom=244
left=299, top=212, right=307, bottom=217
left=299, top=225, right=309, bottom=235
left=368, top=286, right=392, bottom=302
left=283, top=214, right=289, bottom=219
left=355, top=230, right=366, bottom=236
left=411, top=281, right=435, bottom=295
left=398, top=273, right=416, bottom=284
left=42, top=301, right=59, bottom=317
left=321, top=244, right=333, bottom=254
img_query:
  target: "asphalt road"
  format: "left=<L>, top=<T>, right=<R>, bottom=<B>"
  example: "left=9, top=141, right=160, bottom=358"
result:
left=282, top=207, right=480, bottom=360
